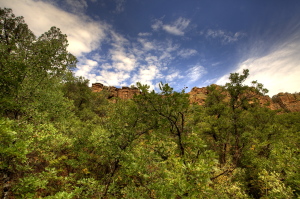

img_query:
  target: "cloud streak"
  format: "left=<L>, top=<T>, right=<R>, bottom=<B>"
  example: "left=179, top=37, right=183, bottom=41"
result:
left=152, top=17, right=191, bottom=36
left=205, top=29, right=245, bottom=44
left=186, top=65, right=207, bottom=84
left=114, top=0, right=126, bottom=13
left=177, top=49, right=197, bottom=58
left=62, top=0, right=88, bottom=13
left=216, top=36, right=300, bottom=96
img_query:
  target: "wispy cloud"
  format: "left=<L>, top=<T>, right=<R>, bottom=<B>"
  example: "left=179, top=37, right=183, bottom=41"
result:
left=205, top=29, right=245, bottom=44
left=85, top=37, right=183, bottom=88
left=166, top=70, right=184, bottom=82
left=114, top=0, right=126, bottom=13
left=216, top=37, right=300, bottom=96
left=89, top=34, right=200, bottom=89
left=131, top=65, right=162, bottom=89
left=96, top=70, right=130, bottom=86
left=90, top=31, right=137, bottom=86
left=75, top=58, right=98, bottom=77
left=186, top=65, right=207, bottom=83
left=152, top=17, right=191, bottom=36
left=137, top=38, right=155, bottom=51
left=62, top=0, right=88, bottom=13
left=138, top=32, right=152, bottom=37
left=177, top=49, right=197, bottom=58
left=111, top=53, right=136, bottom=71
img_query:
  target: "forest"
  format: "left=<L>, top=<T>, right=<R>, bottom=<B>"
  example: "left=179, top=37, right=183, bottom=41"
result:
left=1, top=8, right=299, bottom=198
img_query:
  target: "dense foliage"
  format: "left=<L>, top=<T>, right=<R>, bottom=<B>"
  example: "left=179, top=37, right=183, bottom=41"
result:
left=1, top=8, right=299, bottom=198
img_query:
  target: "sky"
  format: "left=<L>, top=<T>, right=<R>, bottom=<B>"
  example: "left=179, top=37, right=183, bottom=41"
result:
left=1, top=0, right=300, bottom=96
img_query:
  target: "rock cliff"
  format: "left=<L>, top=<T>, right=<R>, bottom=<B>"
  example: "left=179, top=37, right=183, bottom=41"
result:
left=188, top=86, right=300, bottom=112
left=92, top=83, right=141, bottom=100
left=92, top=83, right=300, bottom=112
left=272, top=92, right=300, bottom=112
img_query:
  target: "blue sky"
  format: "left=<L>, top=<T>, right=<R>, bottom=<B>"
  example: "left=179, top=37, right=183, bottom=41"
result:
left=1, top=0, right=300, bottom=96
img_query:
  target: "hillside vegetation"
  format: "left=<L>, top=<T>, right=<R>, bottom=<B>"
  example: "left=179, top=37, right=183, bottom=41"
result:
left=1, top=8, right=299, bottom=198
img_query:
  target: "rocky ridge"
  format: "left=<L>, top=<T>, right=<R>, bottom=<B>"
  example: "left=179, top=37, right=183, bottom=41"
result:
left=92, top=83, right=141, bottom=100
left=92, top=83, right=300, bottom=112
left=188, top=86, right=300, bottom=112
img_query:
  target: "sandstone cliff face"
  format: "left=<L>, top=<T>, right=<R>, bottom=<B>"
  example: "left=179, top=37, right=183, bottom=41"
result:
left=188, top=86, right=209, bottom=105
left=188, top=86, right=300, bottom=112
left=92, top=83, right=300, bottom=112
left=92, top=83, right=140, bottom=100
left=272, top=93, right=300, bottom=112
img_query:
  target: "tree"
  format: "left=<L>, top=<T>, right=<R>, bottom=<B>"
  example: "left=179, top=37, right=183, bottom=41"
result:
left=0, top=118, right=30, bottom=198
left=134, top=82, right=190, bottom=158
left=197, top=69, right=298, bottom=198
left=224, top=69, right=269, bottom=167
left=126, top=83, right=216, bottom=198
left=203, top=69, right=270, bottom=167
left=0, top=8, right=77, bottom=120
left=0, top=9, right=77, bottom=197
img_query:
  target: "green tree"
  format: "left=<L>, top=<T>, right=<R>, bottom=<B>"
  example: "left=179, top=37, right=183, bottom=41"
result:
left=134, top=82, right=190, bottom=158
left=195, top=70, right=281, bottom=197
left=124, top=82, right=217, bottom=198
left=62, top=75, right=109, bottom=122
left=224, top=69, right=268, bottom=167
left=0, top=8, right=77, bottom=120
left=0, top=118, right=31, bottom=198
left=0, top=8, right=78, bottom=197
left=203, top=69, right=270, bottom=167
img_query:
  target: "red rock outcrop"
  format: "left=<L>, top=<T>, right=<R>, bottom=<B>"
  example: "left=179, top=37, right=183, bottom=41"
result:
left=272, top=92, right=300, bottom=112
left=188, top=86, right=209, bottom=105
left=188, top=86, right=299, bottom=112
left=92, top=83, right=140, bottom=100
left=92, top=83, right=300, bottom=112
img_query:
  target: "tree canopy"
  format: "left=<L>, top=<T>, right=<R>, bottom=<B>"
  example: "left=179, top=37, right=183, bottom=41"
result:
left=0, top=8, right=299, bottom=198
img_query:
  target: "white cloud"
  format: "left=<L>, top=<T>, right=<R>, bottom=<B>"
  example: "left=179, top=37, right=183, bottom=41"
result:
left=80, top=28, right=180, bottom=88
left=202, top=78, right=218, bottom=86
left=134, top=38, right=179, bottom=69
left=75, top=58, right=98, bottom=78
left=114, top=0, right=126, bottom=13
left=112, top=53, right=136, bottom=71
left=138, top=38, right=155, bottom=51
left=216, top=40, right=300, bottom=96
left=138, top=32, right=152, bottom=37
left=131, top=65, right=162, bottom=90
left=96, top=70, right=130, bottom=86
left=177, top=49, right=197, bottom=58
left=186, top=65, right=207, bottom=83
left=63, top=0, right=88, bottom=13
left=166, top=71, right=184, bottom=82
left=164, top=40, right=180, bottom=52
left=144, top=55, right=158, bottom=65
left=91, top=53, right=105, bottom=62
left=206, top=29, right=245, bottom=44
left=152, top=17, right=191, bottom=36
left=100, top=63, right=113, bottom=70
left=82, top=29, right=138, bottom=86
left=108, top=31, right=137, bottom=72
left=151, top=19, right=163, bottom=31
left=157, top=40, right=179, bottom=65
left=163, top=17, right=190, bottom=36
left=1, top=0, right=107, bottom=57
left=110, top=30, right=129, bottom=49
